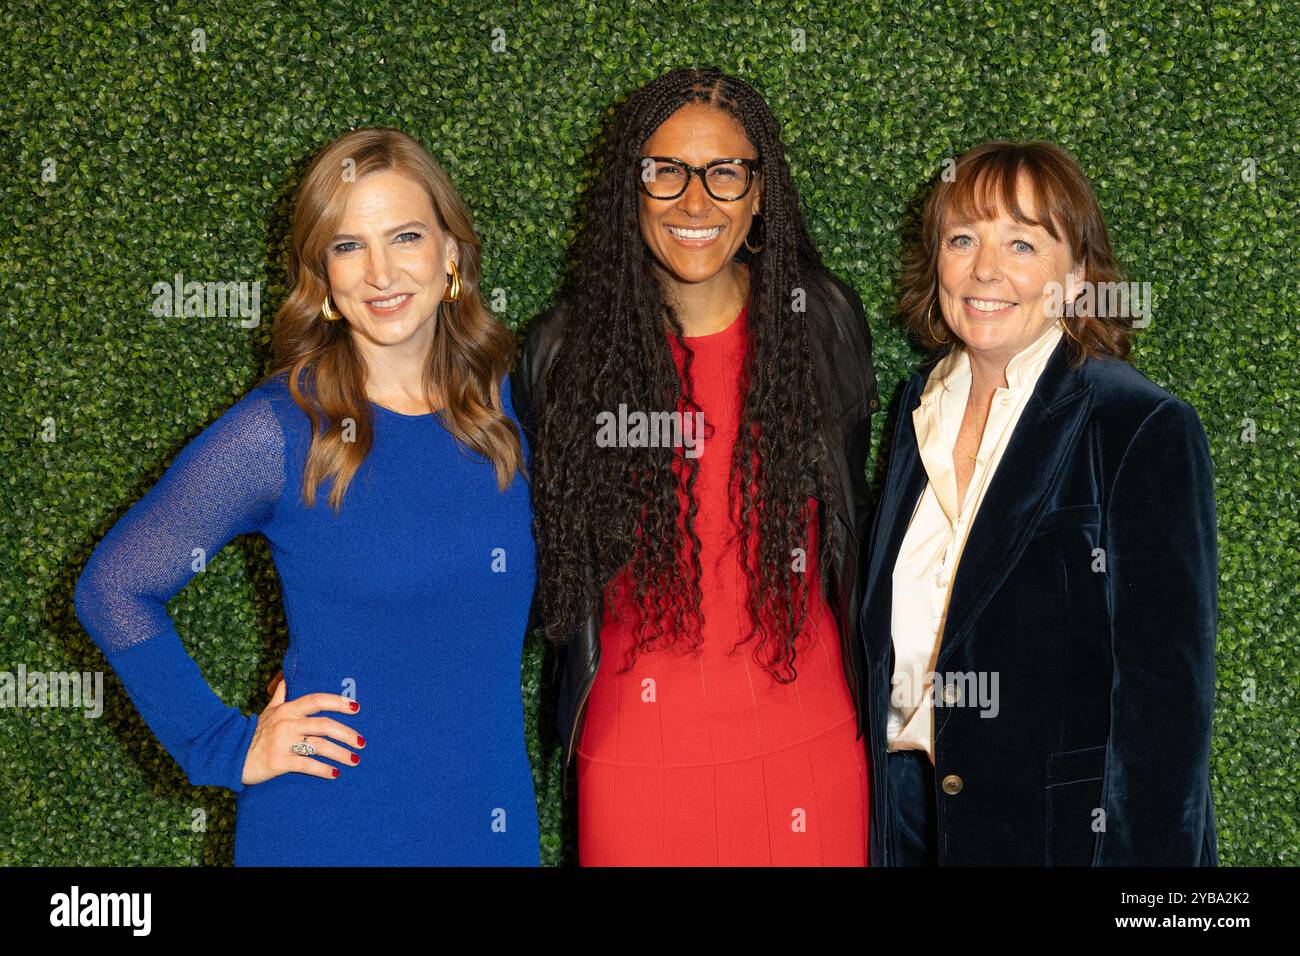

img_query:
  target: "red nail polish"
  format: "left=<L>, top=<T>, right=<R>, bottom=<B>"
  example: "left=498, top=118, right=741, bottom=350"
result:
left=331, top=768, right=339, bottom=778
left=357, top=735, right=366, bottom=746
left=351, top=754, right=360, bottom=764
left=349, top=701, right=359, bottom=712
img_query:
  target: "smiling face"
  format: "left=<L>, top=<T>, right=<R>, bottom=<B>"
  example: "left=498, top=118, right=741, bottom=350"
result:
left=324, top=168, right=458, bottom=350
left=936, top=172, right=1084, bottom=365
left=637, top=102, right=762, bottom=285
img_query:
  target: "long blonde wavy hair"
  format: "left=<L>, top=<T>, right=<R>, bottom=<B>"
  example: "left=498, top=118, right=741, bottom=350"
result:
left=265, top=127, right=523, bottom=511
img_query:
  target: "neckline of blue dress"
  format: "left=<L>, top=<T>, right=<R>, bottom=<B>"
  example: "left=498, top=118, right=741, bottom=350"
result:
left=368, top=399, right=440, bottom=422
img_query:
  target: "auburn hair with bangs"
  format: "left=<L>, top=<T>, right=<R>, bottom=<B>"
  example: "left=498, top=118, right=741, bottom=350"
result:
left=899, top=139, right=1132, bottom=365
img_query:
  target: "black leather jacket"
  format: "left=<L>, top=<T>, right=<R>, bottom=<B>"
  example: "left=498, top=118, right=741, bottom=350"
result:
left=511, top=266, right=881, bottom=795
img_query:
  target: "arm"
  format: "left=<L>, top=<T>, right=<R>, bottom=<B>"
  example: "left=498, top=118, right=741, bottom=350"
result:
left=824, top=269, right=881, bottom=418
left=1095, top=397, right=1218, bottom=865
left=511, top=308, right=559, bottom=450
left=511, top=308, right=572, bottom=748
left=816, top=269, right=879, bottom=533
left=843, top=281, right=878, bottom=538
left=500, top=368, right=528, bottom=465
left=510, top=314, right=554, bottom=746
left=73, top=387, right=285, bottom=794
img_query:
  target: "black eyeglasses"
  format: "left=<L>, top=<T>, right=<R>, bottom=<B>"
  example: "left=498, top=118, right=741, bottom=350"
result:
left=637, top=156, right=761, bottom=201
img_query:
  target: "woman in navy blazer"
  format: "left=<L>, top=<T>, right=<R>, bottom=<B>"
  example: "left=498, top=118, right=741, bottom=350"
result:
left=860, top=140, right=1218, bottom=866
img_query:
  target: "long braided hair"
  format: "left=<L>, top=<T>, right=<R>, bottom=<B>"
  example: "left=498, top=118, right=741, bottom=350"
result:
left=532, top=67, right=841, bottom=683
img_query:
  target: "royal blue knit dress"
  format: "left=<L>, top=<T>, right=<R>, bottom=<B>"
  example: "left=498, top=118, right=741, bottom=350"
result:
left=73, top=371, right=540, bottom=866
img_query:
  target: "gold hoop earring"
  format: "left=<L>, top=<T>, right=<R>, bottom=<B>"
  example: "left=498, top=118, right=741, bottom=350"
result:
left=321, top=295, right=340, bottom=321
left=743, top=213, right=765, bottom=254
left=926, top=300, right=949, bottom=343
left=443, top=260, right=462, bottom=303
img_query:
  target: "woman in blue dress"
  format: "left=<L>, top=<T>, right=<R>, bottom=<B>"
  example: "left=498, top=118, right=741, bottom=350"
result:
left=73, top=127, right=540, bottom=866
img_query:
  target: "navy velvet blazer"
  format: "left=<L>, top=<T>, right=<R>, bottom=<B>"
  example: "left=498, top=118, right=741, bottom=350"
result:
left=859, top=334, right=1219, bottom=866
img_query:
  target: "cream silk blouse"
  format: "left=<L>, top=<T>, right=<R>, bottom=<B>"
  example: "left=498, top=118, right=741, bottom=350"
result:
left=887, top=320, right=1065, bottom=761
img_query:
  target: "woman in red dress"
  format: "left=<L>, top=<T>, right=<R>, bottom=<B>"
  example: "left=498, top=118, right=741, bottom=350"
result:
left=516, top=68, right=881, bottom=865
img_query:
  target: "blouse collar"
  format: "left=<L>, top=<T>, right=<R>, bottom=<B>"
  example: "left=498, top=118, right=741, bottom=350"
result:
left=919, top=319, right=1065, bottom=409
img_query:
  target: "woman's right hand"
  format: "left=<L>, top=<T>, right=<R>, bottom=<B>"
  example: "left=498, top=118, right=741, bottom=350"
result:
left=241, top=679, right=364, bottom=785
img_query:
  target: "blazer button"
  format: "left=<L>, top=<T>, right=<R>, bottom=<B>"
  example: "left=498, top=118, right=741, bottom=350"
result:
left=941, top=682, right=960, bottom=705
left=869, top=398, right=880, bottom=410
left=941, top=774, right=964, bottom=795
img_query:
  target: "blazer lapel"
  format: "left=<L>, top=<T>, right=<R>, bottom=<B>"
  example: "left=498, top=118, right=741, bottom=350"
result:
left=862, top=370, right=930, bottom=661
left=935, top=335, right=1094, bottom=671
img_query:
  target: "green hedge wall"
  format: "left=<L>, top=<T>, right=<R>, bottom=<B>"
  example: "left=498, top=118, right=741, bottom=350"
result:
left=1, top=0, right=1294, bottom=866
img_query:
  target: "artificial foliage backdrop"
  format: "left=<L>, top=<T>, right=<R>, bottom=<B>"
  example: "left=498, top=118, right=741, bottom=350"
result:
left=1, top=0, right=1295, bottom=865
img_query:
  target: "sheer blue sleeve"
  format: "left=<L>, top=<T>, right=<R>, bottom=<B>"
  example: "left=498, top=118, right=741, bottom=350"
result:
left=73, top=385, right=285, bottom=794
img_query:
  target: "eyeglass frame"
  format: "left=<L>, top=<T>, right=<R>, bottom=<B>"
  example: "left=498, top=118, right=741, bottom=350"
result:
left=636, top=156, right=762, bottom=202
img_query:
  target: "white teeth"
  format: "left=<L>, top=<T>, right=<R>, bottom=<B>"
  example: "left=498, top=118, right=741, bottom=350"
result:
left=370, top=294, right=409, bottom=308
left=668, top=226, right=722, bottom=240
left=967, top=298, right=1016, bottom=312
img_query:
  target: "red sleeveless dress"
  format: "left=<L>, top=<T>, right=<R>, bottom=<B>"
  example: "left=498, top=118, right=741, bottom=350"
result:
left=576, top=301, right=871, bottom=866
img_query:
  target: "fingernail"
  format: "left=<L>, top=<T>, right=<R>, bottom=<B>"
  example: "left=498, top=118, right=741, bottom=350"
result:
left=349, top=701, right=359, bottom=712
left=357, top=735, right=366, bottom=746
left=351, top=754, right=360, bottom=764
left=331, top=768, right=339, bottom=778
